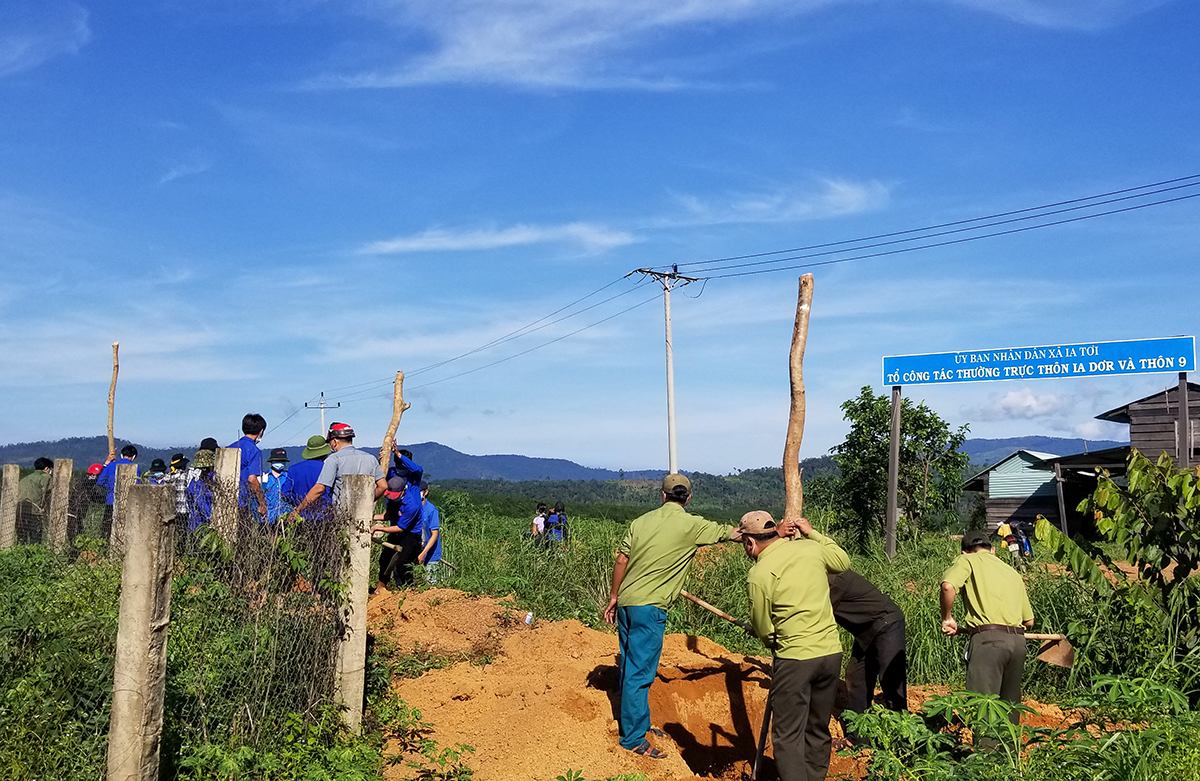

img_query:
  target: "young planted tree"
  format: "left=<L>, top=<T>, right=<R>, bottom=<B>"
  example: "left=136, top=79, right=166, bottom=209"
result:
left=831, top=386, right=969, bottom=548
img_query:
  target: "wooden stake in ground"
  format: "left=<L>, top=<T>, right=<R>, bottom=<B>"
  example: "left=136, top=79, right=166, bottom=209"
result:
left=108, top=342, right=120, bottom=460
left=379, top=371, right=411, bottom=473
left=782, top=274, right=814, bottom=523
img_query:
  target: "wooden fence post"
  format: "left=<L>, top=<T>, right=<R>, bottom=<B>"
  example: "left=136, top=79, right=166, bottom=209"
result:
left=110, top=463, right=138, bottom=558
left=334, top=473, right=374, bottom=733
left=107, top=484, right=175, bottom=781
left=0, top=464, right=18, bottom=550
left=212, top=447, right=241, bottom=546
left=47, top=458, right=73, bottom=551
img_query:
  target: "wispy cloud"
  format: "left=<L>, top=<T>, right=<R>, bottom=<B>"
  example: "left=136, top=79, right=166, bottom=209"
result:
left=948, top=0, right=1170, bottom=31
left=309, top=0, right=820, bottom=90
left=662, top=178, right=890, bottom=227
left=303, top=0, right=1163, bottom=91
left=358, top=222, right=637, bottom=255
left=158, top=156, right=214, bottom=185
left=0, top=1, right=90, bottom=79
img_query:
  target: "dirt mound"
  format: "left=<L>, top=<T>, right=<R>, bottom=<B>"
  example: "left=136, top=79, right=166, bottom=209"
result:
left=368, top=590, right=1065, bottom=781
left=368, top=587, right=526, bottom=658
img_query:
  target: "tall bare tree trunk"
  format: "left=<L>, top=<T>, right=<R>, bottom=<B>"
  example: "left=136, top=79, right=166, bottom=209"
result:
left=783, top=274, right=814, bottom=521
left=108, top=343, right=120, bottom=460
left=379, top=371, right=411, bottom=473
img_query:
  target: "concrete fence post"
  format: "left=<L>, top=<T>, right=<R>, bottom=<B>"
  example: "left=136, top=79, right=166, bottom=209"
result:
left=107, top=484, right=175, bottom=781
left=212, top=447, right=241, bottom=546
left=334, top=473, right=374, bottom=732
left=47, top=458, right=73, bottom=552
left=109, top=463, right=138, bottom=558
left=0, top=464, right=18, bottom=550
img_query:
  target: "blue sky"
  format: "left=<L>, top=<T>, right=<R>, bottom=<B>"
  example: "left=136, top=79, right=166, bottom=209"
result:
left=1, top=0, right=1196, bottom=474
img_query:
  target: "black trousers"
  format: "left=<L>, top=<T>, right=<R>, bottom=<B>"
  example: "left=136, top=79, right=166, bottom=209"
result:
left=845, top=617, right=908, bottom=715
left=378, top=530, right=422, bottom=587
left=966, top=629, right=1026, bottom=726
left=772, top=652, right=841, bottom=781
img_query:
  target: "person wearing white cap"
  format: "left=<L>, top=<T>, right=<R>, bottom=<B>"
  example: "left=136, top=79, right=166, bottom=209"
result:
left=739, top=510, right=850, bottom=781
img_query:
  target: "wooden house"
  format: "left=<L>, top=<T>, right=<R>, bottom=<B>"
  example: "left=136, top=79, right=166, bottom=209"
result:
left=1094, top=380, right=1200, bottom=464
left=964, top=450, right=1060, bottom=531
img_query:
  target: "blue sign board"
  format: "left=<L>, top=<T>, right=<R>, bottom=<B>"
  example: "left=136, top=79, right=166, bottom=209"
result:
left=883, top=336, right=1195, bottom=386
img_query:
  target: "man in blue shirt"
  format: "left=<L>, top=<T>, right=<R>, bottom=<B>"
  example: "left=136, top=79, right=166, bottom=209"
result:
left=97, top=445, right=139, bottom=536
left=286, top=436, right=331, bottom=513
left=418, top=480, right=442, bottom=583
left=227, top=413, right=267, bottom=519
left=372, top=446, right=425, bottom=591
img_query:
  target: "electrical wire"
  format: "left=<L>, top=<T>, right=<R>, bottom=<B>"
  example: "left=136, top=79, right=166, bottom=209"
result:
left=651, top=173, right=1200, bottom=270
left=698, top=191, right=1200, bottom=279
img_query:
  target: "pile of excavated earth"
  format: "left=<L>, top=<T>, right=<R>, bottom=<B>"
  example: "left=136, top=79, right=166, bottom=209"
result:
left=367, top=588, right=1072, bottom=781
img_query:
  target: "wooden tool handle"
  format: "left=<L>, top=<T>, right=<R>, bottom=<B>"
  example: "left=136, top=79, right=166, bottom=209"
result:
left=1026, top=633, right=1067, bottom=641
left=680, top=590, right=753, bottom=633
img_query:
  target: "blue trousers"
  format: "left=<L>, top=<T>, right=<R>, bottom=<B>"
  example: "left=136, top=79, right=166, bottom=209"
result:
left=617, top=604, right=667, bottom=749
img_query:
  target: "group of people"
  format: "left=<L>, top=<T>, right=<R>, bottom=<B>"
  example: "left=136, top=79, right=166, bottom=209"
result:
left=530, top=501, right=569, bottom=543
left=605, top=474, right=1033, bottom=781
left=79, top=414, right=443, bottom=587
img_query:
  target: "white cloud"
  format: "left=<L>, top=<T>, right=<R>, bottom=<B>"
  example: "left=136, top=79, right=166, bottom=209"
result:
left=964, top=388, right=1076, bottom=421
left=664, top=178, right=890, bottom=227
left=947, top=0, right=1170, bottom=31
left=358, top=222, right=637, bottom=255
left=0, top=1, right=90, bottom=78
left=158, top=156, right=214, bottom=185
left=302, top=0, right=1164, bottom=91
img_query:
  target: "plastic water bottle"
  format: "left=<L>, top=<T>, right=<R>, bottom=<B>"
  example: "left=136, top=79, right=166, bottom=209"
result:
left=525, top=612, right=534, bottom=625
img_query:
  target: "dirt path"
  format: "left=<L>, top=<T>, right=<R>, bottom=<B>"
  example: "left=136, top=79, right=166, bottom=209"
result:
left=369, top=589, right=1068, bottom=781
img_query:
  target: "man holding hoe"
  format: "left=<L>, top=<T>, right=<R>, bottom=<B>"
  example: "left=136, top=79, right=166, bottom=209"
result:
left=603, top=474, right=741, bottom=759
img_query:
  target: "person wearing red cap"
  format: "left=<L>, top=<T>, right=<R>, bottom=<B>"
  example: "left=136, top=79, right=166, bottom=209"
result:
left=293, top=422, right=386, bottom=513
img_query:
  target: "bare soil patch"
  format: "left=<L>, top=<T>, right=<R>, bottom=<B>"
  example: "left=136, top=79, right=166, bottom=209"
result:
left=369, top=589, right=1069, bottom=781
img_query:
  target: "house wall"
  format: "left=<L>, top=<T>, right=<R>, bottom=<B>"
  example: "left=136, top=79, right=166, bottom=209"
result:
left=987, top=453, right=1057, bottom=499
left=985, top=496, right=1058, bottom=531
left=1128, top=386, right=1200, bottom=460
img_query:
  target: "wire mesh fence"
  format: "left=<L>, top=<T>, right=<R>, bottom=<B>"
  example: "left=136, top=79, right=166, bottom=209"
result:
left=0, top=458, right=354, bottom=780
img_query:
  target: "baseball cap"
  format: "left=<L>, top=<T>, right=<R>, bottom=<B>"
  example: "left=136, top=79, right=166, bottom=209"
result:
left=327, top=422, right=355, bottom=441
left=662, top=473, right=691, bottom=493
left=384, top=475, right=407, bottom=500
left=962, top=530, right=992, bottom=550
left=738, top=510, right=778, bottom=536
left=419, top=479, right=429, bottom=492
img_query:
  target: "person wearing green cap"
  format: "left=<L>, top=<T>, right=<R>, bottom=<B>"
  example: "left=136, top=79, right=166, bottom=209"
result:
left=602, top=473, right=741, bottom=758
left=285, top=435, right=332, bottom=515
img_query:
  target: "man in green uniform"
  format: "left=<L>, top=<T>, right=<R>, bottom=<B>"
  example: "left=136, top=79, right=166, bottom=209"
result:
left=16, top=458, right=53, bottom=544
left=602, top=473, right=740, bottom=758
left=940, top=530, right=1034, bottom=725
left=741, top=511, right=850, bottom=781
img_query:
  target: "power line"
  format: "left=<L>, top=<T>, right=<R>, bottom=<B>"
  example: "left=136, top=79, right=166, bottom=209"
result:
left=698, top=191, right=1200, bottom=279
left=337, top=292, right=662, bottom=403
left=654, top=173, right=1200, bottom=270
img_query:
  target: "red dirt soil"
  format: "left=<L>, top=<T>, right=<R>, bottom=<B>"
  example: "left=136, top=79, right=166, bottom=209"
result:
left=369, top=589, right=1068, bottom=781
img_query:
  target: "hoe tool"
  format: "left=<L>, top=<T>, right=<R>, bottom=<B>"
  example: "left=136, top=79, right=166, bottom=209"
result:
left=1026, top=633, right=1074, bottom=668
left=679, top=590, right=754, bottom=634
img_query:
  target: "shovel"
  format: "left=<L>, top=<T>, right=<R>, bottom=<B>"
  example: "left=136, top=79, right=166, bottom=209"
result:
left=1026, top=633, right=1074, bottom=668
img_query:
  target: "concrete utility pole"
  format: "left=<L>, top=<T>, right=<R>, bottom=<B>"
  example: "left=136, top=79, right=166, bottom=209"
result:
left=306, top=392, right=341, bottom=435
left=633, top=266, right=698, bottom=474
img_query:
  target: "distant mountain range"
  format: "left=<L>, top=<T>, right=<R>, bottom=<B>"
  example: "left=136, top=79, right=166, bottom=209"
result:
left=0, top=435, right=1125, bottom=478
left=961, top=436, right=1126, bottom=468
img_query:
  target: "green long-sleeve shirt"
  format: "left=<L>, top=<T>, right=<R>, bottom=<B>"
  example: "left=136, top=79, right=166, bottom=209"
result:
left=616, top=502, right=734, bottom=609
left=17, top=471, right=51, bottom=513
left=747, top=530, right=851, bottom=660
